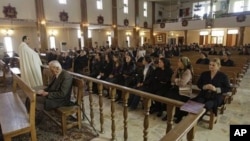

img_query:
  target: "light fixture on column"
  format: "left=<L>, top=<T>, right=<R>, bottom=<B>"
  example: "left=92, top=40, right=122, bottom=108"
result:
left=82, top=23, right=89, bottom=27
left=112, top=24, right=116, bottom=28
left=106, top=31, right=111, bottom=36
left=1, top=29, right=14, bottom=36
left=140, top=32, right=145, bottom=36
left=41, top=20, right=46, bottom=25
left=49, top=30, right=58, bottom=36
left=125, top=31, right=131, bottom=36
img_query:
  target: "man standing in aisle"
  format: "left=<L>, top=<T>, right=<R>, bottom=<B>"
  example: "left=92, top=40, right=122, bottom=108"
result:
left=18, top=35, right=43, bottom=87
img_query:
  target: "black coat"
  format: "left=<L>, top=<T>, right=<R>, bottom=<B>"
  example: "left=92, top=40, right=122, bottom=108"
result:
left=44, top=70, right=73, bottom=110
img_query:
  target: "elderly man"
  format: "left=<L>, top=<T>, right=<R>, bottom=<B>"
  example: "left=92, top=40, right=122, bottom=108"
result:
left=37, top=60, right=73, bottom=111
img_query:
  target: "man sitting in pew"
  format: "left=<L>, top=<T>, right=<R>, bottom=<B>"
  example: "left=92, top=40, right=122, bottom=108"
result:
left=220, top=52, right=234, bottom=67
left=36, top=60, right=73, bottom=111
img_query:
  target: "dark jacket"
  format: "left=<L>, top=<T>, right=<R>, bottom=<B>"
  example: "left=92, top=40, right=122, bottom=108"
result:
left=221, top=59, right=234, bottom=66
left=196, top=58, right=210, bottom=65
left=44, top=70, right=73, bottom=110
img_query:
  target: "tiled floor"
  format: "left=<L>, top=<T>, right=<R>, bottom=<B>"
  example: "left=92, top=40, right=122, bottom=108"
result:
left=88, top=68, right=250, bottom=141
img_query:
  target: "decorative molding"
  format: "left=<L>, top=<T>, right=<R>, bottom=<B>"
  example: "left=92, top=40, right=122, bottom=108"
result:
left=236, top=15, right=246, bottom=22
left=160, top=22, right=165, bottom=28
left=97, top=15, right=104, bottom=24
left=143, top=21, right=148, bottom=28
left=59, top=10, right=68, bottom=22
left=182, top=19, right=188, bottom=27
left=3, top=4, right=17, bottom=18
left=124, top=18, right=129, bottom=26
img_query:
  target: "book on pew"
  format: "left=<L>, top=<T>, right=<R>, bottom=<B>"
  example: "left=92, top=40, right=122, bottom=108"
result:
left=180, top=100, right=204, bottom=114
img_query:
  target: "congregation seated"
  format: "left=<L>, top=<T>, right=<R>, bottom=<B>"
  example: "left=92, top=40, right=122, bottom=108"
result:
left=58, top=52, right=73, bottom=70
left=238, top=47, right=250, bottom=55
left=73, top=50, right=89, bottom=74
left=196, top=52, right=210, bottom=65
left=208, top=48, right=217, bottom=55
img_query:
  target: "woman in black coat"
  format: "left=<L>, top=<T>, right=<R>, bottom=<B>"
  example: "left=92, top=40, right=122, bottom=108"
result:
left=152, top=57, right=173, bottom=117
left=192, top=58, right=231, bottom=116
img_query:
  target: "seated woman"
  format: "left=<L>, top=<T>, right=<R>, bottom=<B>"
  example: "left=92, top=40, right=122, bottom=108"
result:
left=105, top=53, right=123, bottom=101
left=152, top=58, right=173, bottom=117
left=196, top=52, right=210, bottom=65
left=121, top=52, right=136, bottom=88
left=192, top=58, right=231, bottom=117
left=221, top=52, right=234, bottom=66
left=165, top=56, right=193, bottom=122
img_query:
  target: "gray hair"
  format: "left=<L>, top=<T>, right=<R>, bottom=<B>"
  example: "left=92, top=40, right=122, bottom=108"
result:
left=48, top=60, right=62, bottom=69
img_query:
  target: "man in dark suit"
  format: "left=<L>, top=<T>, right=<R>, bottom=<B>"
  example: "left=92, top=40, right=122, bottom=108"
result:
left=37, top=60, right=73, bottom=111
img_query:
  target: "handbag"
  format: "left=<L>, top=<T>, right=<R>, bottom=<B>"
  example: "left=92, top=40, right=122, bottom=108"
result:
left=204, top=90, right=217, bottom=100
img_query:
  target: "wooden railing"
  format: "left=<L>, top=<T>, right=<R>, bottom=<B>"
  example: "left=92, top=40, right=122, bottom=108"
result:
left=41, top=65, right=205, bottom=141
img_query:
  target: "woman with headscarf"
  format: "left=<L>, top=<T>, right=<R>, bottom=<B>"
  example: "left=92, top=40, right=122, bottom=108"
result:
left=164, top=56, right=193, bottom=123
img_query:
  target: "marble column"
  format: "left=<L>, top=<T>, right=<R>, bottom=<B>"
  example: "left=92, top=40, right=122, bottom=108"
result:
left=237, top=26, right=245, bottom=46
left=112, top=0, right=118, bottom=47
left=184, top=30, right=188, bottom=45
left=80, top=0, right=89, bottom=48
left=134, top=0, right=140, bottom=47
left=150, top=2, right=155, bottom=45
left=35, top=0, right=48, bottom=51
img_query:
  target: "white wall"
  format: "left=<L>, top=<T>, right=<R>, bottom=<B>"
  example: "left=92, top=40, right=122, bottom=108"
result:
left=87, top=0, right=112, bottom=25
left=44, top=0, right=81, bottom=22
left=48, top=28, right=79, bottom=51
left=0, top=0, right=36, bottom=19
left=139, top=0, right=152, bottom=27
left=0, top=27, right=38, bottom=53
left=117, top=0, right=135, bottom=26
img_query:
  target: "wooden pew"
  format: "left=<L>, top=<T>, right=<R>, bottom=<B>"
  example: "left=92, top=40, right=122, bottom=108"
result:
left=0, top=60, right=7, bottom=85
left=43, top=77, right=85, bottom=136
left=0, top=73, right=37, bottom=141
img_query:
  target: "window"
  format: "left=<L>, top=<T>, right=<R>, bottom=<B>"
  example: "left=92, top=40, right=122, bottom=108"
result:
left=123, top=0, right=128, bottom=14
left=228, top=29, right=238, bottom=34
left=126, top=36, right=130, bottom=47
left=143, top=2, right=147, bottom=17
left=141, top=36, right=144, bottom=46
left=59, top=0, right=67, bottom=4
left=88, top=30, right=92, bottom=38
left=107, top=36, right=112, bottom=47
left=233, top=0, right=244, bottom=12
left=207, top=5, right=216, bottom=16
left=97, top=0, right=103, bottom=10
left=49, top=36, right=56, bottom=49
left=78, top=30, right=84, bottom=49
left=4, top=36, right=13, bottom=57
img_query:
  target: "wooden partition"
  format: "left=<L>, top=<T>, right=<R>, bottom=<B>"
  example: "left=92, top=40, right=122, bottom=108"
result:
left=41, top=65, right=205, bottom=141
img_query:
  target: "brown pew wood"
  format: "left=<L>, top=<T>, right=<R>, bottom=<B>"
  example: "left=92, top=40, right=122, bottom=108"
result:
left=0, top=73, right=37, bottom=141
